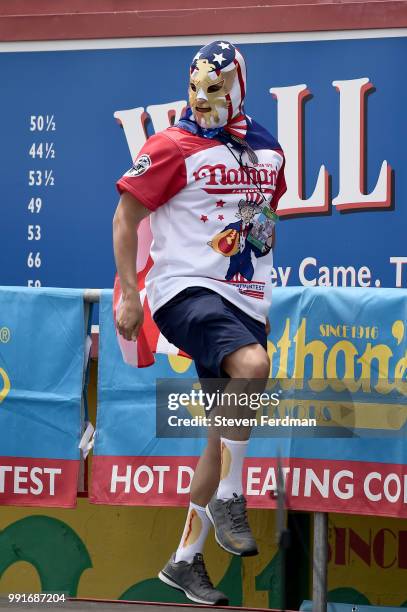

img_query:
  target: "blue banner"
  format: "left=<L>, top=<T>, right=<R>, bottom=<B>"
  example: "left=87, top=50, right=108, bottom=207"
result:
left=0, top=35, right=406, bottom=291
left=92, top=287, right=407, bottom=517
left=0, top=287, right=86, bottom=507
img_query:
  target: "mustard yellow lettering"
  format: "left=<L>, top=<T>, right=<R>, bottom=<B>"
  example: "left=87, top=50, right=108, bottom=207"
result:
left=293, top=318, right=328, bottom=391
left=0, top=367, right=11, bottom=403
left=326, top=341, right=360, bottom=392
left=357, top=343, right=393, bottom=393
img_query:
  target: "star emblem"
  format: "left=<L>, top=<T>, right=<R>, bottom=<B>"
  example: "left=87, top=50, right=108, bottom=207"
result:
left=213, top=53, right=226, bottom=66
left=200, top=215, right=208, bottom=222
left=218, top=42, right=230, bottom=50
left=216, top=199, right=225, bottom=207
left=218, top=214, right=224, bottom=221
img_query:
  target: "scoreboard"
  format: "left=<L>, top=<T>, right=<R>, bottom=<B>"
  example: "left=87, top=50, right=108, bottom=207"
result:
left=1, top=34, right=406, bottom=290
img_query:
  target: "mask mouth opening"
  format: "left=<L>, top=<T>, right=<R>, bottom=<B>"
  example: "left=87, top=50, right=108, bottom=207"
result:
left=195, top=105, right=212, bottom=113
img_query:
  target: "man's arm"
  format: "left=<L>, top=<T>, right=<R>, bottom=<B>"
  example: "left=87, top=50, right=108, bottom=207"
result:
left=113, top=191, right=151, bottom=341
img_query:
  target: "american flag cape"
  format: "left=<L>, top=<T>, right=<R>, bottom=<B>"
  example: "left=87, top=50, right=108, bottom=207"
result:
left=113, top=255, right=190, bottom=368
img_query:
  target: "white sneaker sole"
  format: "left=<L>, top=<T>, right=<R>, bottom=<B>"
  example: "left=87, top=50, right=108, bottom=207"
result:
left=205, top=504, right=258, bottom=557
left=158, top=570, right=226, bottom=606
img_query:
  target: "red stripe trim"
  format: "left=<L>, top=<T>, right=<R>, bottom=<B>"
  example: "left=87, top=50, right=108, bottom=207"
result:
left=242, top=292, right=263, bottom=299
left=137, top=255, right=154, bottom=290
left=225, top=111, right=247, bottom=138
left=226, top=127, right=246, bottom=138
left=229, top=120, right=246, bottom=128
left=228, top=112, right=246, bottom=126
left=221, top=279, right=265, bottom=286
left=235, top=58, right=246, bottom=101
left=203, top=187, right=275, bottom=194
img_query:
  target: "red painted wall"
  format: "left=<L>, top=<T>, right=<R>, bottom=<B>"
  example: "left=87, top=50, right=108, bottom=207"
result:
left=1, top=0, right=406, bottom=41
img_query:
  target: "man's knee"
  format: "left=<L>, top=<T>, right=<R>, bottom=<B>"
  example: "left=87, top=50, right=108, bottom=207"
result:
left=223, top=344, right=270, bottom=379
left=243, top=353, right=270, bottom=379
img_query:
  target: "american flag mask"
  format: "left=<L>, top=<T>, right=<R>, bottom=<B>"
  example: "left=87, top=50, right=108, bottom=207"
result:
left=189, top=40, right=247, bottom=136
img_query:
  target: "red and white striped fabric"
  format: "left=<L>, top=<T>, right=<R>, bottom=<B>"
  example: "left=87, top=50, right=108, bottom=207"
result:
left=224, top=113, right=248, bottom=139
left=113, top=264, right=190, bottom=367
left=113, top=219, right=190, bottom=368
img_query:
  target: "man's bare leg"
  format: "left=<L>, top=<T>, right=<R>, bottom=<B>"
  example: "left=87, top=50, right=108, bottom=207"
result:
left=190, top=343, right=270, bottom=506
left=203, top=343, right=269, bottom=556
left=190, top=435, right=221, bottom=507
left=171, top=342, right=269, bottom=573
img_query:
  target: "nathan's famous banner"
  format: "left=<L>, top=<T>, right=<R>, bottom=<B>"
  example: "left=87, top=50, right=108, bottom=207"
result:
left=0, top=287, right=86, bottom=507
left=91, top=286, right=407, bottom=517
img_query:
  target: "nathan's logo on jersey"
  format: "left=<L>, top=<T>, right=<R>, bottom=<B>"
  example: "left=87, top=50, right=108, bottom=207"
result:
left=125, top=154, right=151, bottom=178
left=193, top=163, right=278, bottom=195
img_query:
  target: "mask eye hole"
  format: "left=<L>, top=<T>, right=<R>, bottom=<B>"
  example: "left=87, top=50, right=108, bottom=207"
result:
left=207, top=81, right=224, bottom=93
left=190, top=82, right=197, bottom=92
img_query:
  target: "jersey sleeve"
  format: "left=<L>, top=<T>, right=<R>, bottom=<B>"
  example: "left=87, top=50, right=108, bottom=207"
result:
left=272, top=154, right=287, bottom=211
left=116, top=132, right=187, bottom=211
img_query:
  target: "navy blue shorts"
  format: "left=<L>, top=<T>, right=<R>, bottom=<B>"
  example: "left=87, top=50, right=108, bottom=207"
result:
left=153, top=287, right=267, bottom=378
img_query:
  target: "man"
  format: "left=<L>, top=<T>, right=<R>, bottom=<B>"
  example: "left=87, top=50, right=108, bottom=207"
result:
left=113, top=40, right=286, bottom=605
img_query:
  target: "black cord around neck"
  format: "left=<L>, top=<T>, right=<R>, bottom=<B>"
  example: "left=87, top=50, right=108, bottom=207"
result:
left=221, top=138, right=269, bottom=207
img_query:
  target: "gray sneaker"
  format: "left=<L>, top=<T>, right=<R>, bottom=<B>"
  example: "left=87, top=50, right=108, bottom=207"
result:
left=158, top=552, right=229, bottom=606
left=206, top=492, right=258, bottom=557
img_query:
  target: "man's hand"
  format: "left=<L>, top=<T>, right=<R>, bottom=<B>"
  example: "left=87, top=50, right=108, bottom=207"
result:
left=116, top=293, right=144, bottom=341
left=113, top=192, right=151, bottom=341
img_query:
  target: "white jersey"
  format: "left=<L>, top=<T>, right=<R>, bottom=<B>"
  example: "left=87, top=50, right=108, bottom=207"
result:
left=117, top=118, right=286, bottom=323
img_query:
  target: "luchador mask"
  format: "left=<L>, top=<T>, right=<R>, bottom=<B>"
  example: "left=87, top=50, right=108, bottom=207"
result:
left=189, top=40, right=247, bottom=129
